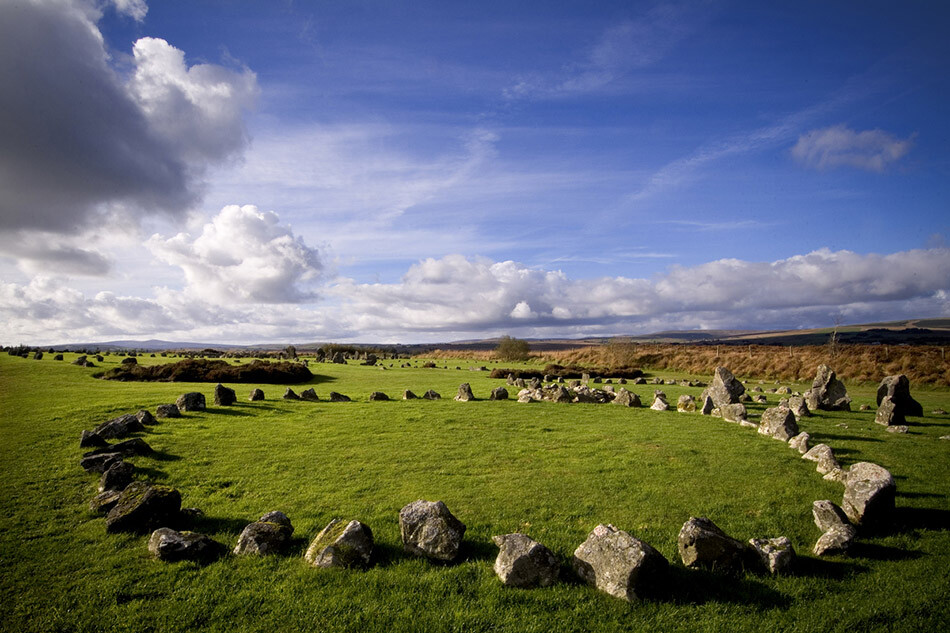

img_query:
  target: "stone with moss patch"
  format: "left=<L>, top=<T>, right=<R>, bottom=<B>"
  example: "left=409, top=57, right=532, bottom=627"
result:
left=305, top=519, right=374, bottom=568
left=105, top=482, right=182, bottom=534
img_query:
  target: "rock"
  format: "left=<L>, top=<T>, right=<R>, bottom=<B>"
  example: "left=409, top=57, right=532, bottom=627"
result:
left=886, top=425, right=909, bottom=433
left=399, top=500, right=466, bottom=561
left=248, top=389, right=265, bottom=401
left=105, top=482, right=182, bottom=534
left=788, top=432, right=810, bottom=454
left=758, top=407, right=799, bottom=441
left=54, top=353, right=64, bottom=360
left=859, top=404, right=871, bottom=411
left=283, top=388, right=301, bottom=400
left=423, top=390, right=441, bottom=400
left=876, top=374, right=923, bottom=418
left=148, top=528, right=221, bottom=563
left=823, top=469, right=848, bottom=483
left=93, top=413, right=145, bottom=440
left=875, top=395, right=901, bottom=426
left=813, top=525, right=857, bottom=556
left=331, top=352, right=346, bottom=364
left=156, top=403, right=181, bottom=418
left=120, top=357, right=137, bottom=365
left=328, top=391, right=351, bottom=402
left=176, top=392, right=206, bottom=412
left=749, top=537, right=796, bottom=574
left=300, top=388, right=320, bottom=401
left=573, top=524, right=668, bottom=602
left=804, top=365, right=851, bottom=411
left=84, top=437, right=153, bottom=458
left=780, top=395, right=811, bottom=420
left=650, top=394, right=669, bottom=411
left=369, top=391, right=390, bottom=401
left=842, top=462, right=895, bottom=527
left=677, top=517, right=751, bottom=574
left=305, top=519, right=375, bottom=568
left=99, top=460, right=134, bottom=492
left=700, top=395, right=715, bottom=415
left=80, top=430, right=107, bottom=448
left=80, top=452, right=124, bottom=473
left=233, top=511, right=294, bottom=555
left=802, top=444, right=840, bottom=475
left=73, top=355, right=87, bottom=365
left=777, top=386, right=792, bottom=395
left=89, top=489, right=123, bottom=514
left=403, top=390, right=418, bottom=400
left=813, top=500, right=852, bottom=532
left=701, top=367, right=746, bottom=408
left=934, top=409, right=948, bottom=415
left=492, top=533, right=559, bottom=588
left=548, top=385, right=573, bottom=403
left=676, top=395, right=696, bottom=413
left=719, top=403, right=748, bottom=423
left=489, top=387, right=509, bottom=401
left=213, top=384, right=236, bottom=406
left=362, top=354, right=378, bottom=366
left=454, top=383, right=475, bottom=402
left=612, top=388, right=641, bottom=407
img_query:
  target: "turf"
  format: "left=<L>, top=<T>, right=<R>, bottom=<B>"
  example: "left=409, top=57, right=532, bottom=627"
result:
left=1, top=353, right=948, bottom=632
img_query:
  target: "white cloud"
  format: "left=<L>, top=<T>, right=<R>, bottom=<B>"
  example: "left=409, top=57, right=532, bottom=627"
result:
left=146, top=205, right=322, bottom=304
left=791, top=125, right=913, bottom=172
left=110, top=0, right=148, bottom=21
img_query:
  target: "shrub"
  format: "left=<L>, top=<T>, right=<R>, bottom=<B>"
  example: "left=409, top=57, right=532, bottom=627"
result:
left=495, top=336, right=531, bottom=361
left=95, top=359, right=313, bottom=384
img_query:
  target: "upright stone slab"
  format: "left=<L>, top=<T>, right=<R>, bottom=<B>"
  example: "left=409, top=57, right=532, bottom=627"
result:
left=758, top=407, right=799, bottom=441
left=214, top=383, right=236, bottom=406
left=701, top=367, right=746, bottom=408
left=489, top=387, right=509, bottom=401
left=454, top=383, right=475, bottom=402
left=677, top=517, right=751, bottom=574
left=573, top=524, right=668, bottom=602
left=305, top=519, right=374, bottom=568
left=805, top=365, right=851, bottom=411
left=399, top=500, right=466, bottom=561
left=876, top=374, right=923, bottom=418
left=283, top=388, right=301, bottom=400
left=677, top=395, right=696, bottom=413
left=875, top=396, right=900, bottom=426
left=842, top=462, right=896, bottom=527
left=492, top=533, right=559, bottom=588
left=248, top=389, right=265, bottom=401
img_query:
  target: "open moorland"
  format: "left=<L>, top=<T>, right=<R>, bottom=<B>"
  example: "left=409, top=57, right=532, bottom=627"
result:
left=1, top=352, right=949, bottom=632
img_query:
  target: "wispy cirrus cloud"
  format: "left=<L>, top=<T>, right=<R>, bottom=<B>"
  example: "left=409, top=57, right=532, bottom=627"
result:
left=791, top=125, right=914, bottom=172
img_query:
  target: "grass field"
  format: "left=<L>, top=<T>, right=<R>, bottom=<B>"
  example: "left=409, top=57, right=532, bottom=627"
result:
left=1, top=353, right=949, bottom=632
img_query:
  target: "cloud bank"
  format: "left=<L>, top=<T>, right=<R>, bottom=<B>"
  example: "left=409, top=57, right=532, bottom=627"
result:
left=792, top=125, right=913, bottom=172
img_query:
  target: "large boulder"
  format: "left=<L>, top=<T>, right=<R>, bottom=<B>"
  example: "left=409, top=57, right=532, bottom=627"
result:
left=758, top=407, right=799, bottom=441
left=804, top=365, right=851, bottom=411
left=214, top=384, right=236, bottom=406
left=305, top=519, right=374, bottom=568
left=573, top=524, right=668, bottom=602
left=876, top=374, right=922, bottom=418
left=233, top=511, right=294, bottom=556
left=93, top=413, right=145, bottom=440
left=677, top=517, right=751, bottom=574
left=99, top=460, right=134, bottom=492
left=612, top=388, right=641, bottom=408
left=842, top=462, right=896, bottom=527
left=748, top=536, right=796, bottom=575
left=701, top=367, right=746, bottom=408
left=489, top=387, right=509, bottom=401
left=155, top=403, right=181, bottom=418
left=454, top=383, right=475, bottom=402
left=105, top=482, right=182, bottom=534
left=492, top=533, right=559, bottom=588
left=148, top=528, right=222, bottom=563
left=812, top=500, right=857, bottom=556
left=176, top=392, right=206, bottom=412
left=399, top=500, right=466, bottom=561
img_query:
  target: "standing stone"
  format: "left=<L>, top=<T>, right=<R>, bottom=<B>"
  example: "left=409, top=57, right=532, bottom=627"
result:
left=300, top=388, right=320, bottom=401
left=677, top=517, right=751, bottom=574
left=876, top=374, right=923, bottom=418
left=489, top=387, right=509, bottom=401
left=676, top=395, right=696, bottom=413
left=572, top=524, right=668, bottom=602
left=369, top=391, right=390, bottom=401
left=423, top=390, right=441, bottom=400
left=99, top=460, right=134, bottom=492
left=176, top=392, right=206, bottom=412
left=403, top=390, right=418, bottom=400
left=789, top=432, right=810, bottom=454
left=249, top=389, right=265, bottom=401
left=149, top=528, right=221, bottom=563
left=105, top=482, right=182, bottom=534
left=804, top=365, right=851, bottom=411
left=748, top=537, right=796, bottom=574
left=214, top=384, right=236, bottom=406
left=875, top=395, right=901, bottom=426
left=233, top=511, right=294, bottom=556
left=399, top=500, right=466, bottom=561
left=758, top=407, right=799, bottom=441
left=492, top=533, right=559, bottom=588
left=612, top=388, right=641, bottom=407
left=454, top=383, right=475, bottom=402
left=701, top=367, right=746, bottom=408
left=156, top=403, right=181, bottom=418
left=842, top=462, right=896, bottom=527
left=305, top=519, right=374, bottom=568
left=283, top=388, right=301, bottom=400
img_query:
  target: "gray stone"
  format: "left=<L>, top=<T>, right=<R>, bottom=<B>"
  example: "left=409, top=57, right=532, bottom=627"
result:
left=176, top=392, right=206, bottom=412
left=842, top=462, right=895, bottom=527
left=875, top=395, right=900, bottom=426
left=548, top=385, right=574, bottom=403
left=80, top=452, right=124, bottom=474
left=749, top=537, right=796, bottom=575
left=305, top=519, right=374, bottom=568
left=876, top=374, right=923, bottom=418
left=886, top=425, right=909, bottom=434
left=149, top=528, right=221, bottom=562
left=700, top=395, right=715, bottom=415
left=369, top=391, right=390, bottom=401
left=612, top=388, right=641, bottom=407
left=719, top=403, right=748, bottom=423
left=789, top=432, right=810, bottom=454
left=802, top=444, right=840, bottom=475
left=156, top=403, right=181, bottom=417
left=403, top=390, right=418, bottom=400
left=804, top=365, right=851, bottom=411
left=248, top=389, right=265, bottom=401
left=758, top=407, right=799, bottom=441
left=84, top=438, right=153, bottom=458
left=283, top=388, right=301, bottom=400
left=492, top=533, right=559, bottom=588
left=213, top=384, right=236, bottom=406
left=813, top=526, right=856, bottom=556
left=80, top=430, right=107, bottom=449
left=813, top=500, right=852, bottom=532
left=454, top=383, right=475, bottom=402
left=135, top=409, right=156, bottom=425
left=300, top=388, right=320, bottom=401
left=701, top=367, right=746, bottom=408
left=399, top=500, right=466, bottom=561
left=423, top=390, right=441, bottom=400
left=89, top=489, right=123, bottom=515
left=650, top=394, right=669, bottom=411
left=676, top=395, right=696, bottom=413
left=99, top=460, right=134, bottom=492
left=233, top=512, right=294, bottom=555
left=781, top=395, right=811, bottom=420
left=677, top=516, right=751, bottom=574
left=93, top=413, right=145, bottom=440
left=489, top=387, right=509, bottom=401
left=105, top=482, right=182, bottom=534
left=329, top=391, right=351, bottom=402
left=573, top=524, right=668, bottom=602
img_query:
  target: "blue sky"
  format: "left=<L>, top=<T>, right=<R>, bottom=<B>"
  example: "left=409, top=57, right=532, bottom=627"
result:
left=0, top=0, right=948, bottom=344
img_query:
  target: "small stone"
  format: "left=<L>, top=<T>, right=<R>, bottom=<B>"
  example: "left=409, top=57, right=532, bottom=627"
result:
left=399, top=500, right=466, bottom=561
left=454, top=383, right=475, bottom=402
left=612, top=388, right=641, bottom=407
left=149, top=528, right=221, bottom=563
left=249, top=388, right=265, bottom=401
left=369, top=391, right=390, bottom=401
left=329, top=391, right=351, bottom=402
left=886, top=425, right=909, bottom=434
left=677, top=516, right=751, bottom=574
left=719, top=403, right=748, bottom=423
left=813, top=526, right=857, bottom=556
left=300, top=388, right=320, bottom=401
left=788, top=432, right=810, bottom=454
left=93, top=413, right=145, bottom=440
left=89, top=489, right=123, bottom=514
left=492, top=533, right=559, bottom=588
left=305, top=518, right=374, bottom=568
left=859, top=404, right=871, bottom=411
left=156, top=403, right=181, bottom=418
left=423, top=390, right=441, bottom=400
left=176, top=392, right=206, bottom=412
left=403, top=390, right=418, bottom=400
left=573, top=524, right=668, bottom=602
left=749, top=537, right=796, bottom=575
left=803, top=444, right=840, bottom=475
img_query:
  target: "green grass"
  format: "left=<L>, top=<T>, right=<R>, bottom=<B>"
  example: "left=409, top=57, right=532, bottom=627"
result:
left=1, top=353, right=949, bottom=632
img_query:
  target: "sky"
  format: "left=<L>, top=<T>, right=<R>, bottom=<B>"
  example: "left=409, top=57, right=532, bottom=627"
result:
left=1, top=0, right=948, bottom=345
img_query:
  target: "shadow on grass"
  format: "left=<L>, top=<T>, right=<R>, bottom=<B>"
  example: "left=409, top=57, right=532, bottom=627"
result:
left=792, top=556, right=866, bottom=580
left=659, top=565, right=791, bottom=608
left=889, top=506, right=950, bottom=533
left=206, top=407, right=254, bottom=417
left=192, top=514, right=254, bottom=535
left=849, top=542, right=923, bottom=562
left=150, top=450, right=182, bottom=462
left=810, top=433, right=884, bottom=443
left=134, top=466, right=169, bottom=481
left=896, top=491, right=944, bottom=499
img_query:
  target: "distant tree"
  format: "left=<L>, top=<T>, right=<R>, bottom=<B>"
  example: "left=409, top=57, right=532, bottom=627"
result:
left=495, top=335, right=531, bottom=361
left=285, top=344, right=297, bottom=359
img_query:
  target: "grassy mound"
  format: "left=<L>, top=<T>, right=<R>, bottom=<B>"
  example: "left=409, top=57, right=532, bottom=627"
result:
left=94, top=358, right=313, bottom=384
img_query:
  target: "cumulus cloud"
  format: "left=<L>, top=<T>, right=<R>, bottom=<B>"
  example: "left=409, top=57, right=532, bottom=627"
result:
left=0, top=0, right=257, bottom=236
left=791, top=125, right=913, bottom=172
left=146, top=205, right=322, bottom=304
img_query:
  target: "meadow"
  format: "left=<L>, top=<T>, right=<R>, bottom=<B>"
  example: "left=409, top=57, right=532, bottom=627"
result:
left=1, top=352, right=948, bottom=632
